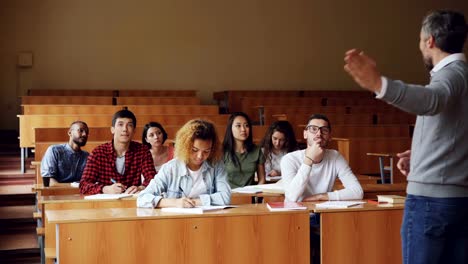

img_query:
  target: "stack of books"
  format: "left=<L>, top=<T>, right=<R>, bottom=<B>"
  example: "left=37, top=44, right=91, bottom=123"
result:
left=376, top=195, right=406, bottom=204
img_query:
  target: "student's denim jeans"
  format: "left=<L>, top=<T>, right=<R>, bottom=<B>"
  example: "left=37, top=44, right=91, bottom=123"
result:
left=401, top=194, right=468, bottom=264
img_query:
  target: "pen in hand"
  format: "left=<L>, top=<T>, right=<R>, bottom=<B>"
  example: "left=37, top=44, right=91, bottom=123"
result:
left=179, top=187, right=195, bottom=207
left=110, top=178, right=126, bottom=193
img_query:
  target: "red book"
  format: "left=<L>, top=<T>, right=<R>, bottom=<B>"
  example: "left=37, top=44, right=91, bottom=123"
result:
left=266, top=202, right=307, bottom=212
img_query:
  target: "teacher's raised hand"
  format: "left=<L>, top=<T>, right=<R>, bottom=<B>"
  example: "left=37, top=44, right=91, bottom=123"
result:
left=344, top=49, right=382, bottom=93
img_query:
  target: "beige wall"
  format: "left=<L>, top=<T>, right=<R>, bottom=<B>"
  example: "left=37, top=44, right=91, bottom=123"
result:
left=1, top=0, right=467, bottom=130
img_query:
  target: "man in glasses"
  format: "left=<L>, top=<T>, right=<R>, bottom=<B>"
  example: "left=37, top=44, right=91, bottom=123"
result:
left=281, top=113, right=363, bottom=263
left=281, top=114, right=363, bottom=202
left=41, top=121, right=89, bottom=186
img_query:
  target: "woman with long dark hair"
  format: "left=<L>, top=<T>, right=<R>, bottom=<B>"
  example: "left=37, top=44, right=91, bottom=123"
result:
left=260, top=120, right=297, bottom=181
left=223, top=112, right=265, bottom=188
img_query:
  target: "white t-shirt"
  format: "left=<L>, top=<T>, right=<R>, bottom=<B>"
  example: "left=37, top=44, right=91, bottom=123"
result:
left=264, top=151, right=286, bottom=176
left=281, top=149, right=363, bottom=202
left=188, top=168, right=207, bottom=198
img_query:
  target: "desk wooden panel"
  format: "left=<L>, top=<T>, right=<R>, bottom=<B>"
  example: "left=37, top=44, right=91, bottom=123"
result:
left=40, top=193, right=262, bottom=250
left=47, top=206, right=310, bottom=264
left=42, top=195, right=137, bottom=250
left=316, top=203, right=404, bottom=264
left=33, top=184, right=80, bottom=196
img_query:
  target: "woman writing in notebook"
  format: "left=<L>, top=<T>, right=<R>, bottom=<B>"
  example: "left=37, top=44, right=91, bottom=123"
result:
left=137, top=119, right=231, bottom=208
left=141, top=122, right=174, bottom=172
left=260, top=120, right=297, bottom=181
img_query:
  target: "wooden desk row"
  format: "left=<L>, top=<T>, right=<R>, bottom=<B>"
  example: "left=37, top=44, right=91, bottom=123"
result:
left=21, top=95, right=200, bottom=105
left=213, top=90, right=375, bottom=114
left=19, top=114, right=230, bottom=149
left=22, top=104, right=220, bottom=115
left=259, top=105, right=416, bottom=126
left=44, top=199, right=404, bottom=264
left=27, top=89, right=197, bottom=97
left=32, top=125, right=269, bottom=160
left=18, top=113, right=229, bottom=173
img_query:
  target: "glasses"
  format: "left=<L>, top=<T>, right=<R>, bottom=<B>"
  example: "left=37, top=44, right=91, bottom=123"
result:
left=305, top=125, right=330, bottom=135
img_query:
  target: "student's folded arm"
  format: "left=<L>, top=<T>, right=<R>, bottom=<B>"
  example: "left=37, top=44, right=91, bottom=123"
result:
left=281, top=156, right=311, bottom=202
left=328, top=155, right=363, bottom=200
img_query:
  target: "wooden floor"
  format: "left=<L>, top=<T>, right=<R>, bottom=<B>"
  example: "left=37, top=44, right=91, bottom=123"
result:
left=0, top=130, right=40, bottom=264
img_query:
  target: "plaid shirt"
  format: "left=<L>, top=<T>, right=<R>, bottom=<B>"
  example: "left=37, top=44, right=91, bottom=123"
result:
left=79, top=141, right=156, bottom=194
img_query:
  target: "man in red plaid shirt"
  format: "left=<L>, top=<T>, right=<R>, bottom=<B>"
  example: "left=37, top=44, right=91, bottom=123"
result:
left=79, top=109, right=156, bottom=194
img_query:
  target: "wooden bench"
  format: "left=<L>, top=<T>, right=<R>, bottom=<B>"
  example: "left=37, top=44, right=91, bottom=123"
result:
left=331, top=124, right=412, bottom=138
left=19, top=114, right=229, bottom=172
left=375, top=113, right=416, bottom=124
left=33, top=124, right=269, bottom=162
left=21, top=96, right=114, bottom=105
left=325, top=97, right=388, bottom=106
left=260, top=105, right=407, bottom=125
left=330, top=137, right=412, bottom=183
left=27, top=89, right=197, bottom=97
left=22, top=105, right=122, bottom=115
left=240, top=97, right=324, bottom=122
left=118, top=90, right=197, bottom=97
left=294, top=124, right=412, bottom=140
left=213, top=90, right=374, bottom=113
left=278, top=113, right=376, bottom=129
left=115, top=96, right=200, bottom=105
left=22, top=104, right=219, bottom=115
left=19, top=114, right=229, bottom=148
left=258, top=105, right=346, bottom=125
left=28, top=89, right=115, bottom=96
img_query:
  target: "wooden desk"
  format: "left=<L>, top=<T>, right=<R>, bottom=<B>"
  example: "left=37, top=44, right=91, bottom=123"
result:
left=33, top=184, right=80, bottom=196
left=313, top=202, right=404, bottom=264
left=40, top=193, right=265, bottom=251
left=47, top=205, right=310, bottom=264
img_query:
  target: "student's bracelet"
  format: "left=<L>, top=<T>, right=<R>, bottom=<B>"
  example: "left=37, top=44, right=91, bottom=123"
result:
left=305, top=155, right=315, bottom=163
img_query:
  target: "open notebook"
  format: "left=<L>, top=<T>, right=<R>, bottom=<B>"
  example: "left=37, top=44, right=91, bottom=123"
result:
left=315, top=201, right=366, bottom=209
left=161, top=205, right=237, bottom=214
left=84, top=193, right=133, bottom=200
left=232, top=183, right=284, bottom=194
